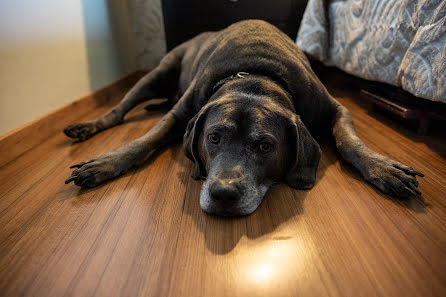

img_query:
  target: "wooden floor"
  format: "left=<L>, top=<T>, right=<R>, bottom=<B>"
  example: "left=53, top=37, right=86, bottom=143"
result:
left=0, top=70, right=445, bottom=297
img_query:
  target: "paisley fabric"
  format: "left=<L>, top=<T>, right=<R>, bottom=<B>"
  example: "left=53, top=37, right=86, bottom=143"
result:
left=297, top=0, right=446, bottom=102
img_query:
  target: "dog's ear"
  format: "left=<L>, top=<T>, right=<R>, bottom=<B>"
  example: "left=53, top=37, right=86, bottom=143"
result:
left=183, top=108, right=208, bottom=179
left=286, top=115, right=321, bottom=189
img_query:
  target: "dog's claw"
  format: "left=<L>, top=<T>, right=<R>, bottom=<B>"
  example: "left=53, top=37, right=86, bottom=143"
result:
left=69, top=160, right=93, bottom=169
left=393, top=164, right=424, bottom=177
left=412, top=187, right=421, bottom=196
left=69, top=163, right=83, bottom=169
left=65, top=175, right=78, bottom=184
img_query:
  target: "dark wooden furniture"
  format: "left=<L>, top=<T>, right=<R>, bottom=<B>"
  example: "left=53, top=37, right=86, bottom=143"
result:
left=161, top=0, right=308, bottom=50
left=311, top=62, right=446, bottom=136
left=360, top=82, right=446, bottom=135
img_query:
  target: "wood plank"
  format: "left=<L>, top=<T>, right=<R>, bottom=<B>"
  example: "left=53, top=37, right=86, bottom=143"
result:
left=0, top=69, right=445, bottom=297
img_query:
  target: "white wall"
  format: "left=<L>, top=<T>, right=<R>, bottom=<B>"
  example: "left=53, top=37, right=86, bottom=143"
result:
left=0, top=0, right=126, bottom=136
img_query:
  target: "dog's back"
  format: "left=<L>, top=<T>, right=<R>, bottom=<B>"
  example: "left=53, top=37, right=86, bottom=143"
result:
left=176, top=20, right=336, bottom=129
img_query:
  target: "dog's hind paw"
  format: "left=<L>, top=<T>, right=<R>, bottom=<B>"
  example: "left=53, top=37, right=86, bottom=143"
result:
left=64, top=122, right=97, bottom=141
left=364, top=156, right=424, bottom=198
left=65, top=153, right=123, bottom=188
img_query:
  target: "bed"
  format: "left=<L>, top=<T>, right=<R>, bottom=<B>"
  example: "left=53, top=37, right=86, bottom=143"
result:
left=296, top=0, right=446, bottom=103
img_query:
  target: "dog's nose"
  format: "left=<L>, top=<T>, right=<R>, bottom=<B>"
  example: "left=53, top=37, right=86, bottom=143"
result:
left=209, top=179, right=242, bottom=204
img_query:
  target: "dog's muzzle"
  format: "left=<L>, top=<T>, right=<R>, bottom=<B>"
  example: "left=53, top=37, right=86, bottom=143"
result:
left=200, top=163, right=269, bottom=216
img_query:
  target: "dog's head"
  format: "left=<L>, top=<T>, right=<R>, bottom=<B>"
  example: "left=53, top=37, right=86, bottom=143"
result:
left=183, top=92, right=321, bottom=216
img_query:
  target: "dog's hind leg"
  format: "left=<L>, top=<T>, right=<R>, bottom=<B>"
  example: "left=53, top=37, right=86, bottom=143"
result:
left=65, top=82, right=194, bottom=188
left=331, top=99, right=423, bottom=198
left=64, top=46, right=185, bottom=142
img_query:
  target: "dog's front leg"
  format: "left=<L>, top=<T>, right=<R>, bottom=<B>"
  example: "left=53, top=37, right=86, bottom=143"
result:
left=65, top=111, right=178, bottom=188
left=65, top=78, right=197, bottom=188
left=332, top=102, right=423, bottom=198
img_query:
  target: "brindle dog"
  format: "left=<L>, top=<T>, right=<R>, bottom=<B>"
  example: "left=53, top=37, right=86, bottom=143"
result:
left=64, top=20, right=423, bottom=216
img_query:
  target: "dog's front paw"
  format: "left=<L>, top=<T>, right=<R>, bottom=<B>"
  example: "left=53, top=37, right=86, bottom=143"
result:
left=65, top=153, right=123, bottom=188
left=364, top=157, right=424, bottom=198
left=64, top=122, right=98, bottom=141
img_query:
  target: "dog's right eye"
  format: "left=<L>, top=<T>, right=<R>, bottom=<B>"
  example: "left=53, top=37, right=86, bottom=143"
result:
left=208, top=133, right=220, bottom=144
left=259, top=142, right=272, bottom=153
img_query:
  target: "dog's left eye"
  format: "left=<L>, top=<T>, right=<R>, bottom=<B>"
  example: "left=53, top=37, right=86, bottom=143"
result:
left=259, top=142, right=272, bottom=153
left=208, top=133, right=220, bottom=144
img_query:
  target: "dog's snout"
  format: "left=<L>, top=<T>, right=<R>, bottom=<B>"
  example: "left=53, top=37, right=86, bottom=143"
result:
left=209, top=178, right=243, bottom=204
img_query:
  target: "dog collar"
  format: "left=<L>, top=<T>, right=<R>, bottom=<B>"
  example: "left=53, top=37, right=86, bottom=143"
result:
left=212, top=72, right=250, bottom=92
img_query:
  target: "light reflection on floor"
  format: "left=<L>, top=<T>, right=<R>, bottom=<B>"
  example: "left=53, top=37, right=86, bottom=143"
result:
left=237, top=233, right=306, bottom=286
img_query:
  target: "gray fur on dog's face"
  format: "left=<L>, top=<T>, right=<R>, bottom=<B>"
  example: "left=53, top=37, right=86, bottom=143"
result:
left=185, top=94, right=293, bottom=216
